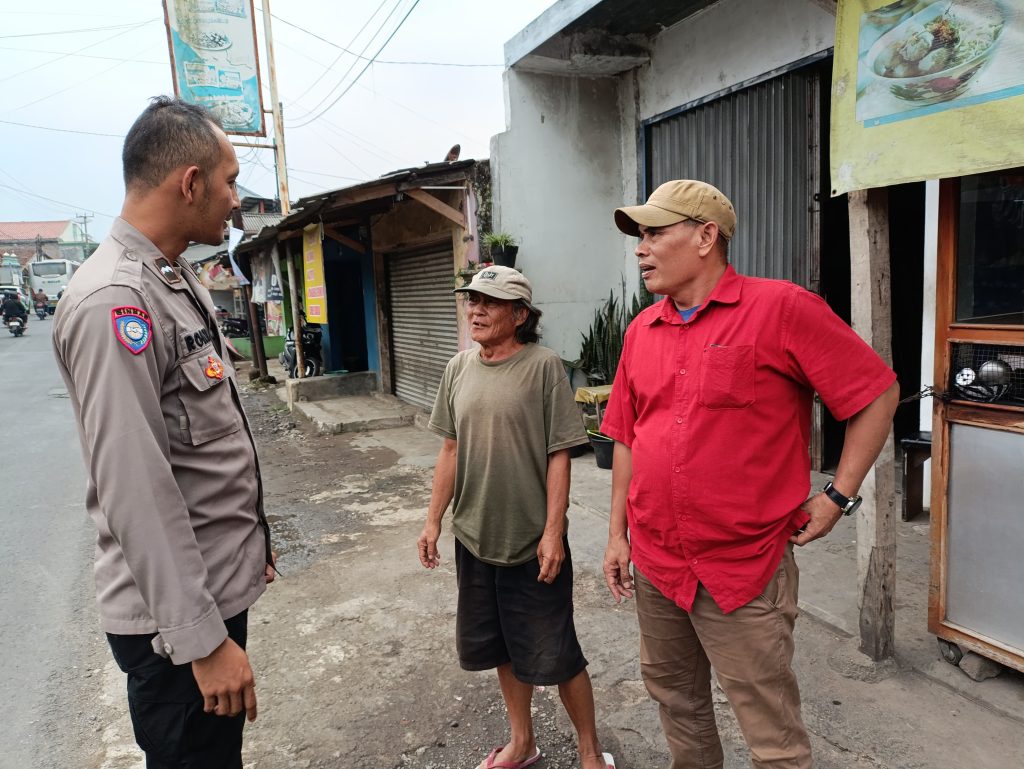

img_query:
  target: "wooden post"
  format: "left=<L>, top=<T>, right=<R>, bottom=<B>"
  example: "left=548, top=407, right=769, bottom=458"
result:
left=282, top=239, right=305, bottom=378
left=244, top=282, right=268, bottom=378
left=848, top=187, right=897, bottom=661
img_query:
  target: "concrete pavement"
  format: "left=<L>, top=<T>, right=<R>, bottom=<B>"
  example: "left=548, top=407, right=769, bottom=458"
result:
left=269, top=384, right=1024, bottom=768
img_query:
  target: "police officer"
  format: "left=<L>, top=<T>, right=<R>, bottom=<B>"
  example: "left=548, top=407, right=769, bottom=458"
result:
left=53, top=97, right=275, bottom=768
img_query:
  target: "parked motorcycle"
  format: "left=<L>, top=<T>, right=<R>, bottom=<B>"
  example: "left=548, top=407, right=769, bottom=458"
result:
left=220, top=315, right=250, bottom=338
left=280, top=324, right=323, bottom=379
left=6, top=317, right=25, bottom=337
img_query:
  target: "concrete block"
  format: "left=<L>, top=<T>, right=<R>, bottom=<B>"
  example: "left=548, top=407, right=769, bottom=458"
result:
left=285, top=372, right=378, bottom=403
left=958, top=651, right=1003, bottom=682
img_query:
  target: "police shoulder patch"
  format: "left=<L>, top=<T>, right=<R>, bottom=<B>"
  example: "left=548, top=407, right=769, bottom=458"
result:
left=112, top=306, right=152, bottom=355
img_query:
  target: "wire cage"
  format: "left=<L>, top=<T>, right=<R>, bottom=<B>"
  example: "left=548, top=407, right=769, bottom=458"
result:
left=949, top=342, right=1024, bottom=406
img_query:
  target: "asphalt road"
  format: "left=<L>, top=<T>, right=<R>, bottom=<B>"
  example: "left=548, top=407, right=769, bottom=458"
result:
left=0, top=317, right=98, bottom=767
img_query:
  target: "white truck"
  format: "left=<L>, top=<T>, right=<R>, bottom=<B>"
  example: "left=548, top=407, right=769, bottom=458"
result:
left=0, top=262, right=29, bottom=307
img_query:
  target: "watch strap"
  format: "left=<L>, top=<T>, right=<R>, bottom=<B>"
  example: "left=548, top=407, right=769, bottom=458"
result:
left=823, top=481, right=859, bottom=515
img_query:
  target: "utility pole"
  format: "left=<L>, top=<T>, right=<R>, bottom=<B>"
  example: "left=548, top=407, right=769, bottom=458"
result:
left=75, top=212, right=93, bottom=259
left=262, top=0, right=289, bottom=218
left=261, top=0, right=305, bottom=378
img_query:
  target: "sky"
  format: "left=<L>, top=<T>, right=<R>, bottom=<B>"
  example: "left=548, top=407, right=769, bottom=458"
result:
left=0, top=0, right=556, bottom=241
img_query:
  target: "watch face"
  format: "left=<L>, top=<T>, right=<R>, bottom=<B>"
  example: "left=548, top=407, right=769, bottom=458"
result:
left=955, top=367, right=976, bottom=387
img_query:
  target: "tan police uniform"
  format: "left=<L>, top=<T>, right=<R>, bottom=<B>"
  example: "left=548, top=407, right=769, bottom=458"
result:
left=53, top=217, right=272, bottom=664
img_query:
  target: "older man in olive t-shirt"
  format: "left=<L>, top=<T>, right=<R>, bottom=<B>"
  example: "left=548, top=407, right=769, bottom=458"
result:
left=418, top=266, right=614, bottom=769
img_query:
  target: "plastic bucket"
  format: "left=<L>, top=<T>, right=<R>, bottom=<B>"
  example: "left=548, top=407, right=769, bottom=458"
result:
left=589, top=433, right=614, bottom=469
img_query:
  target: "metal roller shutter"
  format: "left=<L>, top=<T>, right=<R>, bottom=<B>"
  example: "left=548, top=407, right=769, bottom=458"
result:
left=388, top=248, right=459, bottom=410
left=646, top=66, right=819, bottom=289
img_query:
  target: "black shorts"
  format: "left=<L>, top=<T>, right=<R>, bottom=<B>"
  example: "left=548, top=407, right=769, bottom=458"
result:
left=455, top=537, right=588, bottom=686
left=106, top=611, right=248, bottom=769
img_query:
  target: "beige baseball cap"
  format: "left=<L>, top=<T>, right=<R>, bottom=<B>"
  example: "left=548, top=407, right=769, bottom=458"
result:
left=454, top=264, right=534, bottom=304
left=614, top=179, right=737, bottom=240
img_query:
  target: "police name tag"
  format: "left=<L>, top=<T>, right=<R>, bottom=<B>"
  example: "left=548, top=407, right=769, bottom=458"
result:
left=112, top=306, right=152, bottom=355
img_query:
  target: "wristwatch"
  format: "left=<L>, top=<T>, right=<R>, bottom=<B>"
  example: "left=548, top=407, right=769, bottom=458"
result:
left=822, top=481, right=862, bottom=516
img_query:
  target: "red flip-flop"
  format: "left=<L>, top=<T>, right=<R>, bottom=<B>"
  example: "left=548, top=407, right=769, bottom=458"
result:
left=477, top=746, right=542, bottom=769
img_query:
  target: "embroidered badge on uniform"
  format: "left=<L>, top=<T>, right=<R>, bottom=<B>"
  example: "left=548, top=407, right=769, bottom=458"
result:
left=205, top=355, right=224, bottom=381
left=111, top=306, right=152, bottom=355
left=154, top=257, right=181, bottom=284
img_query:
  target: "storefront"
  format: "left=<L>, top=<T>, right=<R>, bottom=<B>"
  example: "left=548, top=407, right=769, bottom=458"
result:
left=928, top=170, right=1024, bottom=672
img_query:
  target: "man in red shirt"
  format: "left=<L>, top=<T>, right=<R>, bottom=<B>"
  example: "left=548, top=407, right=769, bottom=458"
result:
left=600, top=179, right=898, bottom=769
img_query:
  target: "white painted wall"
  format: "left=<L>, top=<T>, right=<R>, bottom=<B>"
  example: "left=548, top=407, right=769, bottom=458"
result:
left=492, top=0, right=840, bottom=360
left=491, top=69, right=630, bottom=360
left=919, top=180, right=940, bottom=508
left=638, top=0, right=836, bottom=119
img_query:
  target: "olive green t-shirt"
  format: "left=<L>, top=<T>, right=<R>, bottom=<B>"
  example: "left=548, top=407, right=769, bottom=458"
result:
left=428, top=343, right=588, bottom=565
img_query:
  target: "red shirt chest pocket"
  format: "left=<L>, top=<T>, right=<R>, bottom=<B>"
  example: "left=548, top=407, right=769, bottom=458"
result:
left=699, top=344, right=755, bottom=409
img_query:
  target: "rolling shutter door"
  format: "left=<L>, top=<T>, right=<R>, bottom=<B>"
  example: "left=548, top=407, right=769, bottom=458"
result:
left=646, top=66, right=819, bottom=289
left=388, top=248, right=459, bottom=410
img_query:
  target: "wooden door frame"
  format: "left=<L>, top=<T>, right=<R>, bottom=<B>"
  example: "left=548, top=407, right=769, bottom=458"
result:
left=927, top=176, right=1024, bottom=672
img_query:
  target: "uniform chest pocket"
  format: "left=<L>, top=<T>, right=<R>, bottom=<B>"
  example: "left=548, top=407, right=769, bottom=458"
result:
left=176, top=352, right=241, bottom=445
left=699, top=344, right=755, bottom=409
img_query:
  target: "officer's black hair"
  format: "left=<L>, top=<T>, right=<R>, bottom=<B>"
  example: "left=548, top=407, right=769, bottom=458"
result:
left=122, top=96, right=225, bottom=191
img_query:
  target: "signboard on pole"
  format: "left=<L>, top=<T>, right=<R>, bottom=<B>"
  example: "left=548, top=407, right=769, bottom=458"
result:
left=302, top=224, right=328, bottom=324
left=831, top=0, right=1024, bottom=195
left=162, top=0, right=266, bottom=136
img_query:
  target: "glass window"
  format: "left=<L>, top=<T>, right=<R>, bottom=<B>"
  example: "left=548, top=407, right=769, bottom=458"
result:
left=31, top=262, right=67, bottom=277
left=956, top=169, right=1024, bottom=324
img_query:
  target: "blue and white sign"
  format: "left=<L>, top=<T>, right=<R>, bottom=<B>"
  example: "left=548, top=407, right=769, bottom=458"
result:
left=163, top=0, right=265, bottom=136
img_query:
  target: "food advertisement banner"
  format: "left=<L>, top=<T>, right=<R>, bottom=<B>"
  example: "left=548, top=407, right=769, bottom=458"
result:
left=302, top=224, right=328, bottom=324
left=197, top=259, right=239, bottom=291
left=163, top=0, right=265, bottom=136
left=831, top=0, right=1024, bottom=195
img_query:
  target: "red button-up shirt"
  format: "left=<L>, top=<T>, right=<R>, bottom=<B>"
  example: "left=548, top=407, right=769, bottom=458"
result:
left=601, top=266, right=896, bottom=614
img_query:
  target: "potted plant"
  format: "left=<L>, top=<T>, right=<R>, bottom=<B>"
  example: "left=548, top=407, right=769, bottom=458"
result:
left=587, top=429, right=614, bottom=469
left=482, top=232, right=519, bottom=268
left=577, top=282, right=656, bottom=385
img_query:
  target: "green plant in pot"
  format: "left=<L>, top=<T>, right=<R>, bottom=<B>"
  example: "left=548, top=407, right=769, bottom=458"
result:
left=482, top=232, right=519, bottom=268
left=587, top=429, right=614, bottom=470
left=576, top=280, right=656, bottom=386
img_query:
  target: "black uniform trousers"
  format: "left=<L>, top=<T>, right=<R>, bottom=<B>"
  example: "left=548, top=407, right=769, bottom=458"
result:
left=106, top=611, right=248, bottom=769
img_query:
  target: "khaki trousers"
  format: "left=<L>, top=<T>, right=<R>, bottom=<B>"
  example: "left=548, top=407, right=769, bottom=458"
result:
left=634, top=546, right=812, bottom=769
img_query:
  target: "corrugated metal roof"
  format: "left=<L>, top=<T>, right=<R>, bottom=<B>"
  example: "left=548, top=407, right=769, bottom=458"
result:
left=234, top=159, right=478, bottom=256
left=182, top=242, right=225, bottom=265
left=242, top=212, right=283, bottom=236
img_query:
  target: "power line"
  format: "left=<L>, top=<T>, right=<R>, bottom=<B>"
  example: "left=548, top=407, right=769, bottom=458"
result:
left=305, top=122, right=372, bottom=177
left=287, top=167, right=368, bottom=183
left=0, top=118, right=123, bottom=138
left=288, top=0, right=424, bottom=130
left=290, top=0, right=390, bottom=104
left=267, top=39, right=410, bottom=165
left=267, top=10, right=500, bottom=67
left=0, top=20, right=155, bottom=85
left=289, top=0, right=407, bottom=120
left=0, top=21, right=156, bottom=40
left=0, top=183, right=115, bottom=219
left=0, top=45, right=164, bottom=65
left=14, top=42, right=152, bottom=111
left=352, top=78, right=482, bottom=144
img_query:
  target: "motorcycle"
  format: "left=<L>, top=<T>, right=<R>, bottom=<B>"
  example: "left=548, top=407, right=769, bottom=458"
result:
left=6, top=317, right=25, bottom=337
left=220, top=315, right=250, bottom=338
left=280, top=323, right=323, bottom=379
left=35, top=302, right=48, bottom=320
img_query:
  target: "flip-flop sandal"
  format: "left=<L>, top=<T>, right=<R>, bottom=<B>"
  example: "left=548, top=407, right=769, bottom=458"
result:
left=477, top=746, right=542, bottom=769
left=603, top=752, right=616, bottom=768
